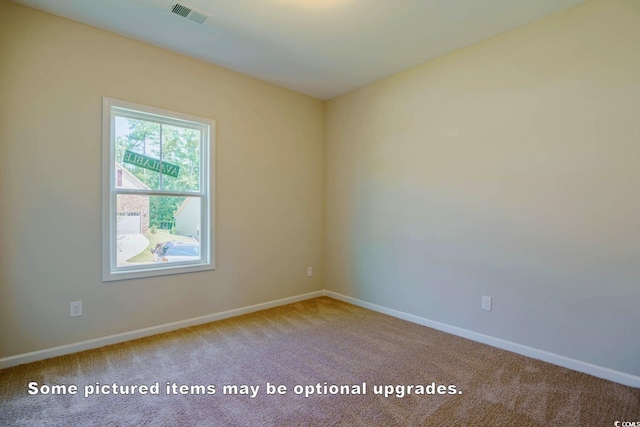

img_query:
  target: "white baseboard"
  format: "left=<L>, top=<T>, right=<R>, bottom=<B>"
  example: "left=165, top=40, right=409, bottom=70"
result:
left=0, top=290, right=325, bottom=370
left=3, top=289, right=638, bottom=388
left=325, top=291, right=640, bottom=388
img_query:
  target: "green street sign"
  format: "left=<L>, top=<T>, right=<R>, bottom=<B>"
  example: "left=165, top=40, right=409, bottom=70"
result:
left=122, top=150, right=180, bottom=178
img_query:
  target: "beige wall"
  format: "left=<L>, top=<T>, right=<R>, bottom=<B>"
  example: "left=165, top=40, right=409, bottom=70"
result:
left=0, top=0, right=324, bottom=358
left=325, top=0, right=640, bottom=376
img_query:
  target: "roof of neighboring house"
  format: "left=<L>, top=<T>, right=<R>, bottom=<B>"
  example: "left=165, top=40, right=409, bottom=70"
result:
left=115, top=162, right=150, bottom=190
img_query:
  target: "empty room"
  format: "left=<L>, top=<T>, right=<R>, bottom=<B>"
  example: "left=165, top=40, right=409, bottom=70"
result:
left=1, top=0, right=639, bottom=425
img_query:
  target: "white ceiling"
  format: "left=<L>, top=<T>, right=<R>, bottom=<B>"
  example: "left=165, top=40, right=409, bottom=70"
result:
left=11, top=0, right=588, bottom=100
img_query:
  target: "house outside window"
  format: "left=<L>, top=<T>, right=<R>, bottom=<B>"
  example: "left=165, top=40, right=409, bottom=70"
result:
left=102, top=98, right=215, bottom=281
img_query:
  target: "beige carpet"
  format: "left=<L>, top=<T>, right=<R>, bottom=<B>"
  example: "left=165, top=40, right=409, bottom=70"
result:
left=1, top=297, right=638, bottom=426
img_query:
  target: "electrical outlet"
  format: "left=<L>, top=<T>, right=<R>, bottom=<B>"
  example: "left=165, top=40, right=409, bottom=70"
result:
left=70, top=301, right=82, bottom=317
left=481, top=296, right=492, bottom=311
left=307, top=266, right=313, bottom=277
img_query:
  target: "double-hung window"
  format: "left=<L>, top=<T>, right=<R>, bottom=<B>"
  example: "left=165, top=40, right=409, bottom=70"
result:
left=102, top=98, right=215, bottom=281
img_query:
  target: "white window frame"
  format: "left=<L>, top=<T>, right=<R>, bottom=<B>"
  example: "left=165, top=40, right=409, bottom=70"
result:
left=102, top=97, right=215, bottom=281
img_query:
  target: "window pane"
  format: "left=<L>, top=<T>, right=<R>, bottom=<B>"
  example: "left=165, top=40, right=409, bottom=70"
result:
left=114, top=118, right=201, bottom=193
left=115, top=116, right=161, bottom=190
left=115, top=194, right=201, bottom=266
left=161, top=124, right=201, bottom=193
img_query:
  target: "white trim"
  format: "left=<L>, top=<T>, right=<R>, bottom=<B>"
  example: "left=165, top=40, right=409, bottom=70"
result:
left=3, top=289, right=638, bottom=388
left=324, top=291, right=640, bottom=388
left=0, top=291, right=324, bottom=370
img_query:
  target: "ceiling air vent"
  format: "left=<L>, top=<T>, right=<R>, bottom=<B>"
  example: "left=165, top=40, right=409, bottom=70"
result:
left=169, top=2, right=211, bottom=24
